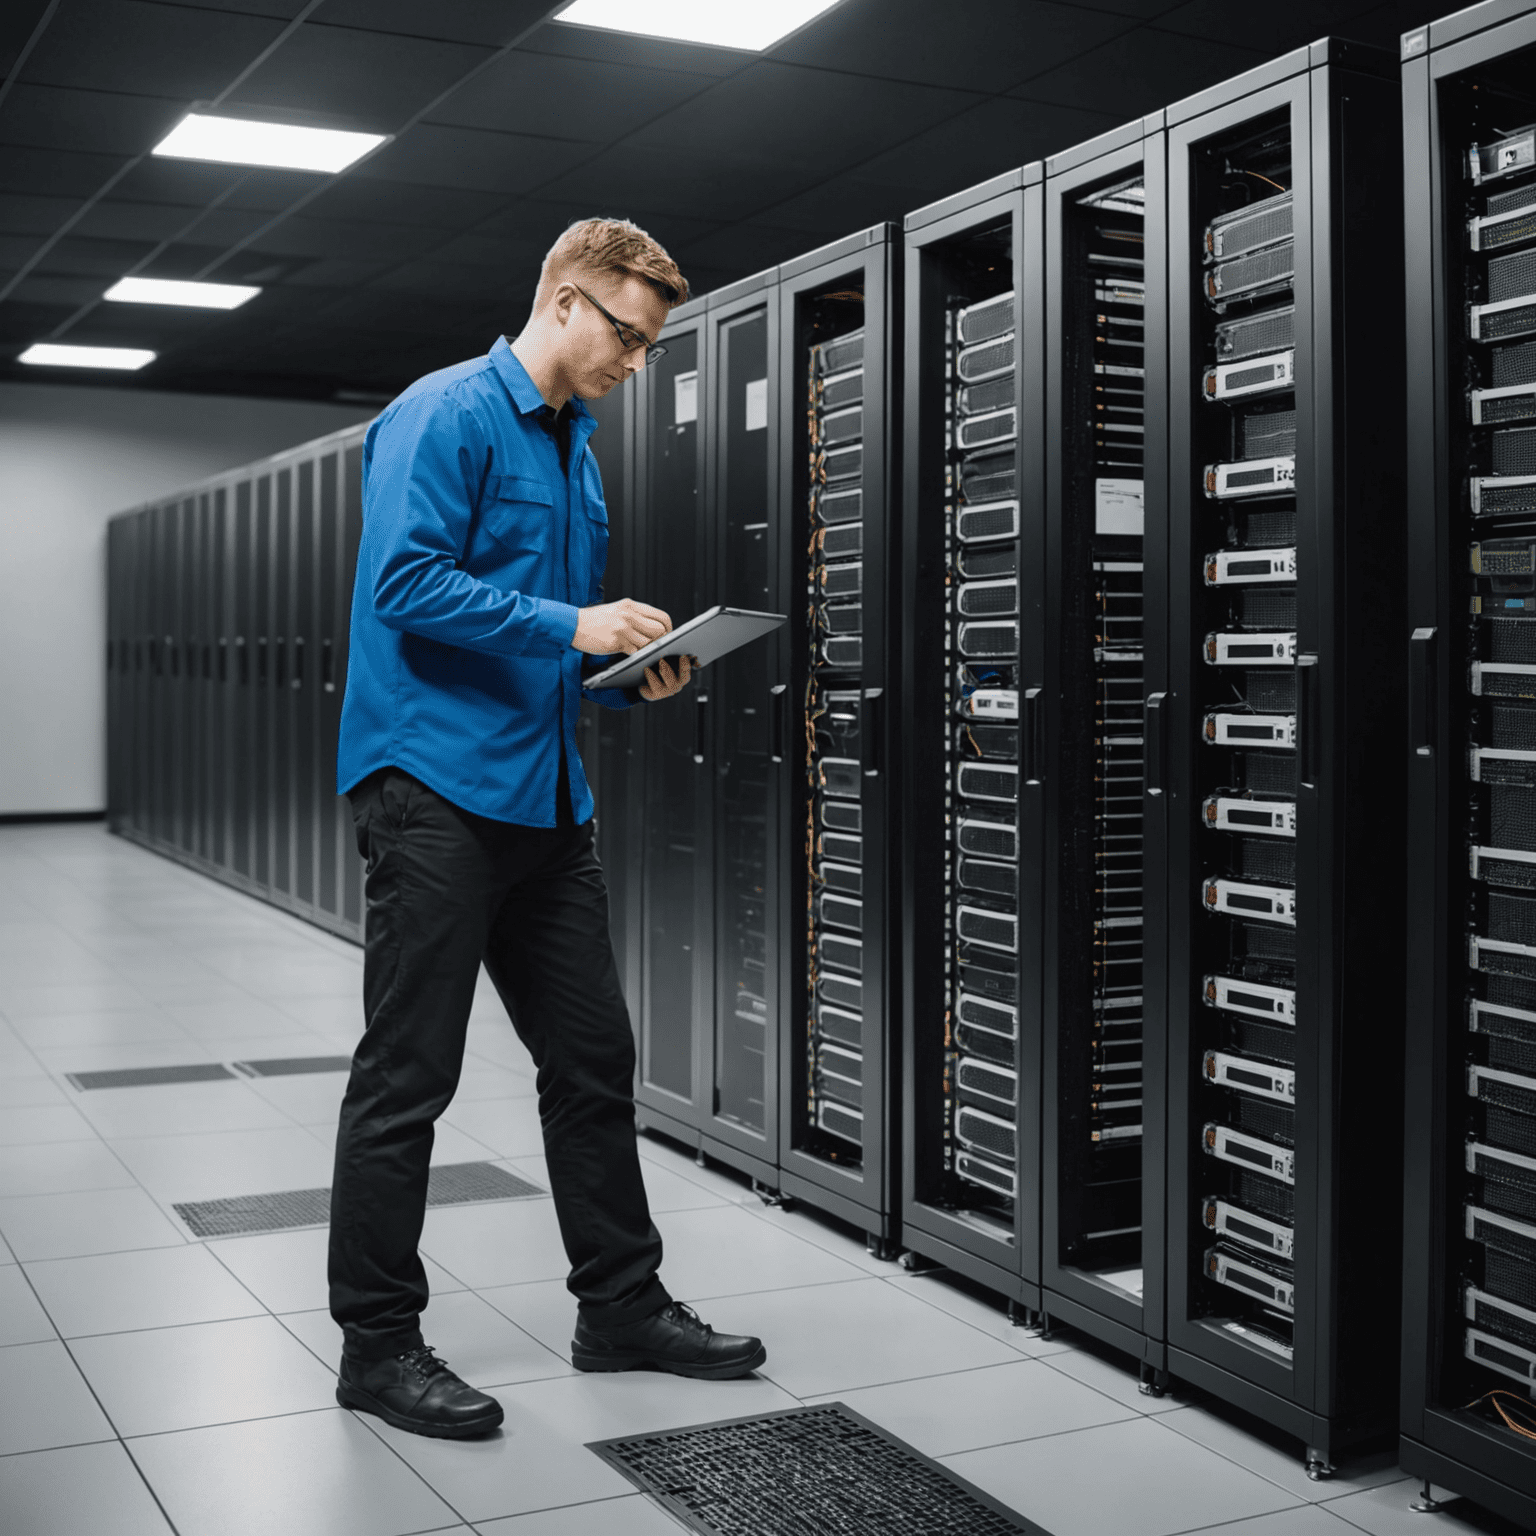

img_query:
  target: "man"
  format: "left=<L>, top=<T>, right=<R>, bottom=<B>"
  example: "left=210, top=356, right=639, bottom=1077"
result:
left=329, top=218, right=765, bottom=1439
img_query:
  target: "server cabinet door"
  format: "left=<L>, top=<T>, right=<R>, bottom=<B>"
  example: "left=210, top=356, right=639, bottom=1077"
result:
left=1401, top=13, right=1536, bottom=1526
left=778, top=232, right=899, bottom=1234
left=1164, top=54, right=1405, bottom=1455
left=231, top=479, right=255, bottom=885
left=106, top=518, right=126, bottom=831
left=194, top=491, right=214, bottom=865
left=211, top=487, right=230, bottom=873
left=271, top=467, right=295, bottom=903
left=1040, top=135, right=1167, bottom=1366
left=152, top=500, right=175, bottom=851
left=253, top=473, right=275, bottom=893
left=292, top=458, right=317, bottom=914
left=704, top=286, right=780, bottom=1171
left=636, top=312, right=709, bottom=1126
left=901, top=177, right=1043, bottom=1306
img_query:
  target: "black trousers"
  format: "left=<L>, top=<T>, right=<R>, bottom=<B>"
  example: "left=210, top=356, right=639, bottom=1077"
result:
left=328, top=767, right=669, bottom=1361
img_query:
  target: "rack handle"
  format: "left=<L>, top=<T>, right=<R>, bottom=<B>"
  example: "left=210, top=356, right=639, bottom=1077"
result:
left=1297, top=653, right=1320, bottom=789
left=863, top=687, right=884, bottom=777
left=692, top=692, right=709, bottom=765
left=1410, top=626, right=1437, bottom=758
left=1022, top=686, right=1044, bottom=785
left=1145, top=691, right=1168, bottom=797
left=769, top=683, right=788, bottom=763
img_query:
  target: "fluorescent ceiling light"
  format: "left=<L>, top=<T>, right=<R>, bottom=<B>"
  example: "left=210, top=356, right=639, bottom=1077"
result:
left=554, top=0, right=840, bottom=50
left=19, top=343, right=156, bottom=371
left=104, top=276, right=260, bottom=310
left=152, top=113, right=387, bottom=174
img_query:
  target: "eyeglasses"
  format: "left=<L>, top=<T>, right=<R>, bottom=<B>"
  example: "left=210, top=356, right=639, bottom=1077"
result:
left=575, top=285, right=667, bottom=365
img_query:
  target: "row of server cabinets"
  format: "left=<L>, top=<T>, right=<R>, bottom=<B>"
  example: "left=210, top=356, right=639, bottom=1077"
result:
left=1401, top=0, right=1536, bottom=1525
left=106, top=427, right=369, bottom=942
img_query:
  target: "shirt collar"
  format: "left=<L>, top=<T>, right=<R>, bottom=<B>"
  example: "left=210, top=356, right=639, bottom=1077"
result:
left=489, top=336, right=595, bottom=429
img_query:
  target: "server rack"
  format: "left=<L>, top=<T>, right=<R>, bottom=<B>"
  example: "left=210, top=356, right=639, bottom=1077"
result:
left=1160, top=41, right=1407, bottom=1469
left=777, top=226, right=902, bottom=1247
left=1402, top=3, right=1536, bottom=1525
left=1039, top=122, right=1170, bottom=1385
left=630, top=277, right=786, bottom=1186
left=901, top=166, right=1044, bottom=1310
left=107, top=426, right=368, bottom=942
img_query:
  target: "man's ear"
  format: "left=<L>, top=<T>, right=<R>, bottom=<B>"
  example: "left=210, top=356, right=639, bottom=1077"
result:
left=551, top=282, right=577, bottom=328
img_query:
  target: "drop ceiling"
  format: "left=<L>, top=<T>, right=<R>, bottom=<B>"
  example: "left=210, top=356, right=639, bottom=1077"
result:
left=0, top=0, right=1445, bottom=402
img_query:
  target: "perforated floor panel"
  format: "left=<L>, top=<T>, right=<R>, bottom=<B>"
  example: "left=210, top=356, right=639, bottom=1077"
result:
left=172, top=1161, right=545, bottom=1238
left=67, top=1063, right=236, bottom=1091
left=587, top=1403, right=1048, bottom=1536
left=233, top=1056, right=353, bottom=1077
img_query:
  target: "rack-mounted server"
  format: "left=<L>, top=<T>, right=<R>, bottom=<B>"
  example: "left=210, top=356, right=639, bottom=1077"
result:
left=627, top=236, right=902, bottom=1251
left=1402, top=3, right=1536, bottom=1526
left=1160, top=40, right=1407, bottom=1472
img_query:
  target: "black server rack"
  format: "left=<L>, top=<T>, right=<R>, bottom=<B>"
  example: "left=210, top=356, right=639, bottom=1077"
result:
left=777, top=225, right=902, bottom=1248
left=630, top=276, right=786, bottom=1188
left=108, top=426, right=368, bottom=943
left=1038, top=122, right=1170, bottom=1384
left=1402, top=2, right=1536, bottom=1525
left=1160, top=41, right=1407, bottom=1470
left=902, top=166, right=1042, bottom=1311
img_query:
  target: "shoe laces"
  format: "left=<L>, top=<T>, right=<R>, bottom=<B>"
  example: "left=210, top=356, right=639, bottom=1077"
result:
left=396, top=1344, right=452, bottom=1383
left=661, top=1302, right=711, bottom=1338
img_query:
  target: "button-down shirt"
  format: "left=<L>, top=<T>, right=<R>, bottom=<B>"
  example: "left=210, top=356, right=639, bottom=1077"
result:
left=337, top=338, right=635, bottom=826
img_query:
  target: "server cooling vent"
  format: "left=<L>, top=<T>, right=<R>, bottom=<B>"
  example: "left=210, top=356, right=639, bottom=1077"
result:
left=1216, top=305, right=1296, bottom=362
left=1490, top=621, right=1536, bottom=665
left=1494, top=341, right=1536, bottom=389
left=959, top=293, right=1015, bottom=346
left=1240, top=409, right=1297, bottom=461
left=1490, top=786, right=1536, bottom=852
left=958, top=376, right=1016, bottom=416
left=1240, top=589, right=1298, bottom=630
left=817, top=331, right=864, bottom=375
left=1490, top=1107, right=1536, bottom=1158
left=1208, top=192, right=1293, bottom=260
left=1246, top=672, right=1297, bottom=714
left=1208, top=242, right=1295, bottom=303
left=1241, top=921, right=1298, bottom=965
left=1240, top=838, right=1297, bottom=884
left=1237, top=1171, right=1295, bottom=1223
left=1491, top=706, right=1536, bottom=752
left=1489, top=183, right=1536, bottom=218
left=1493, top=428, right=1536, bottom=477
left=1241, top=509, right=1298, bottom=548
left=1237, top=1097, right=1295, bottom=1146
left=1488, top=1249, right=1536, bottom=1310
left=820, top=371, right=864, bottom=411
left=1242, top=752, right=1297, bottom=796
left=1490, top=248, right=1536, bottom=305
left=1232, top=1018, right=1297, bottom=1066
left=961, top=452, right=1016, bottom=503
left=958, top=336, right=1014, bottom=385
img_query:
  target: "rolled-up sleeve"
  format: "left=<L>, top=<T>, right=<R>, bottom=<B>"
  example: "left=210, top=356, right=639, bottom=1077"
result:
left=364, top=392, right=578, bottom=657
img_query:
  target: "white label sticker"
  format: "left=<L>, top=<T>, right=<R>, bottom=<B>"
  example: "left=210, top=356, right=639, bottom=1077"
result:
left=1095, top=477, right=1144, bottom=535
left=674, top=370, right=698, bottom=425
left=745, top=377, right=767, bottom=432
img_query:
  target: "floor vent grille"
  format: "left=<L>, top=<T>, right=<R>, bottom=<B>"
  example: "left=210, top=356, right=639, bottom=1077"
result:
left=588, top=1403, right=1047, bottom=1535
left=233, top=1056, right=353, bottom=1077
left=173, top=1161, right=544, bottom=1238
left=67, top=1063, right=236, bottom=1090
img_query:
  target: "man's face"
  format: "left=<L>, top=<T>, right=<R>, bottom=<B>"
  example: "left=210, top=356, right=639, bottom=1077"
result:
left=559, top=274, right=672, bottom=400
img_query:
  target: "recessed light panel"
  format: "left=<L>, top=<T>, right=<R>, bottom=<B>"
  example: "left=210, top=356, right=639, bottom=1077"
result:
left=554, top=0, right=840, bottom=51
left=152, top=114, right=387, bottom=174
left=19, top=344, right=156, bottom=371
left=104, top=277, right=260, bottom=310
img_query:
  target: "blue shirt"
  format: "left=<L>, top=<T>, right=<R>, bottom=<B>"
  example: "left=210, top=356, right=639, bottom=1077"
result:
left=337, top=338, right=636, bottom=826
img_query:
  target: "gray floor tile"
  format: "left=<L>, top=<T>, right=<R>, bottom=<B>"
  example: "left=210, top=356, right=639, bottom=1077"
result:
left=807, top=1355, right=1139, bottom=1456
left=1043, top=1337, right=1206, bottom=1414
left=440, top=1096, right=548, bottom=1160
left=208, top=1226, right=467, bottom=1315
left=27, top=1243, right=264, bottom=1337
left=702, top=1276, right=1019, bottom=1397
left=359, top=1398, right=636, bottom=1525
left=477, top=1279, right=580, bottom=1363
left=1159, top=1402, right=1405, bottom=1504
left=651, top=1204, right=870, bottom=1303
left=0, top=1263, right=57, bottom=1346
left=474, top=1495, right=688, bottom=1533
left=635, top=1135, right=759, bottom=1206
left=0, top=1103, right=97, bottom=1146
left=1322, top=1478, right=1500, bottom=1535
left=78, top=1082, right=296, bottom=1140
left=71, top=1313, right=340, bottom=1435
left=882, top=1270, right=1070, bottom=1357
left=281, top=1289, right=570, bottom=1388
left=945, top=1416, right=1303, bottom=1536
left=1195, top=1508, right=1362, bottom=1535
left=0, top=1339, right=115, bottom=1454
left=246, top=1072, right=349, bottom=1126
left=454, top=1065, right=538, bottom=1102
left=0, top=1073, right=69, bottom=1107
left=273, top=995, right=368, bottom=1035
left=0, top=1139, right=135, bottom=1197
left=0, top=1439, right=175, bottom=1536
left=128, top=1406, right=460, bottom=1536
left=167, top=997, right=321, bottom=1040
left=0, top=1186, right=187, bottom=1260
left=12, top=1009, right=189, bottom=1049
left=418, top=1195, right=570, bottom=1289
left=29, top=1040, right=223, bottom=1075
left=109, top=1125, right=336, bottom=1204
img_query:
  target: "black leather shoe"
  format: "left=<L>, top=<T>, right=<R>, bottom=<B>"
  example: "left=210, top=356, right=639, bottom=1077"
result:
left=336, top=1345, right=503, bottom=1438
left=571, top=1301, right=766, bottom=1379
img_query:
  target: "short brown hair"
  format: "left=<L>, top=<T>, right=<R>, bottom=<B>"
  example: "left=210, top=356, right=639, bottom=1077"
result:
left=536, top=217, right=689, bottom=309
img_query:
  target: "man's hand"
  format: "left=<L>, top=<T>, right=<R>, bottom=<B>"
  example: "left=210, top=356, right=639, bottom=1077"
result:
left=573, top=598, right=671, bottom=655
left=640, top=656, right=692, bottom=701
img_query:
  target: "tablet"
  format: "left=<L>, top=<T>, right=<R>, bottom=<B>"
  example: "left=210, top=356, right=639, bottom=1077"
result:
left=583, top=605, right=786, bottom=692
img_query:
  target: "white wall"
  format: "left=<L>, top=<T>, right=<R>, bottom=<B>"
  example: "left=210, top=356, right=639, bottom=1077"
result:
left=0, top=380, right=374, bottom=816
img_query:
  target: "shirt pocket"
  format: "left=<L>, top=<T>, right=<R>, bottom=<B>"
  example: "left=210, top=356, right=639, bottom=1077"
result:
left=479, top=475, right=552, bottom=561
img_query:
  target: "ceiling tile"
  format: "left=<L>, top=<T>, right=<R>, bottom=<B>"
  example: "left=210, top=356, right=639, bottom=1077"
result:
left=0, top=82, right=187, bottom=156
left=517, top=19, right=747, bottom=77
left=221, top=21, right=496, bottom=131
left=107, top=157, right=247, bottom=207
left=36, top=233, right=158, bottom=277
left=240, top=213, right=446, bottom=262
left=1, top=1, right=53, bottom=79
left=153, top=0, right=310, bottom=17
left=301, top=177, right=498, bottom=230
left=313, top=0, right=561, bottom=48
left=278, top=258, right=394, bottom=288
left=426, top=47, right=715, bottom=141
left=0, top=300, right=79, bottom=347
left=1012, top=26, right=1266, bottom=115
left=20, top=0, right=287, bottom=100
left=8, top=273, right=105, bottom=307
left=72, top=200, right=202, bottom=244
left=354, top=123, right=593, bottom=194
left=0, top=145, right=126, bottom=198
left=1153, top=0, right=1384, bottom=49
left=769, top=0, right=1139, bottom=92
left=0, top=194, right=80, bottom=237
